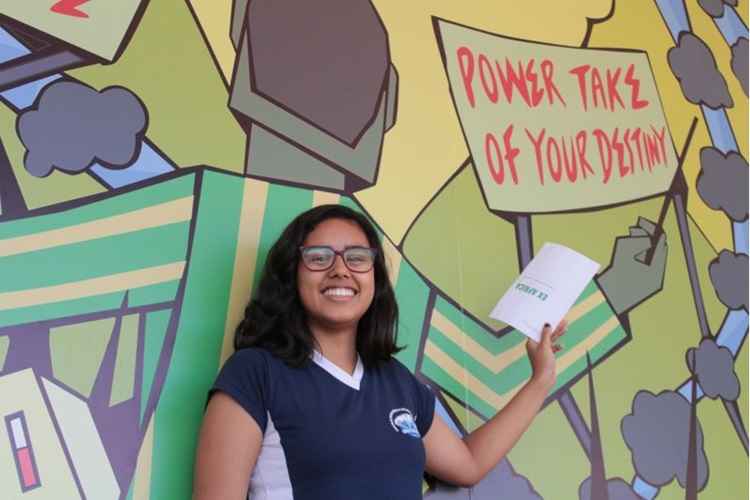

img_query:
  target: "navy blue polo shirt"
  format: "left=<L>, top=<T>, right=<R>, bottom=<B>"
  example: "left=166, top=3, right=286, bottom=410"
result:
left=210, top=347, right=436, bottom=500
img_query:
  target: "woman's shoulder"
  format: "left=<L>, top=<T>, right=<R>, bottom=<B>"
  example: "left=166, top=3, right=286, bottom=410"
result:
left=226, top=346, right=270, bottom=362
left=226, top=346, right=306, bottom=374
left=374, top=356, right=420, bottom=382
left=221, top=347, right=278, bottom=373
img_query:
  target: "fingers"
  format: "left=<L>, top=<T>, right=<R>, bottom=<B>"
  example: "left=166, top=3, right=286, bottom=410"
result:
left=551, top=319, right=568, bottom=340
left=637, top=216, right=657, bottom=235
left=541, top=321, right=566, bottom=352
left=629, top=226, right=649, bottom=238
left=614, top=234, right=652, bottom=258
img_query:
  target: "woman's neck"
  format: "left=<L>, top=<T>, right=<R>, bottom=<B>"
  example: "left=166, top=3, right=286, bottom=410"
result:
left=309, top=323, right=358, bottom=375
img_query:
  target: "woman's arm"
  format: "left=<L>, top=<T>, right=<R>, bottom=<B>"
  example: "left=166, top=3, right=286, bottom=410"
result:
left=423, top=321, right=565, bottom=487
left=193, top=392, right=263, bottom=500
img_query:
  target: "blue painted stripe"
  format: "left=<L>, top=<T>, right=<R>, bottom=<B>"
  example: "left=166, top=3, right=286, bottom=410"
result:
left=733, top=221, right=748, bottom=254
left=90, top=144, right=175, bottom=188
left=714, top=8, right=748, bottom=45
left=0, top=27, right=176, bottom=189
left=632, top=476, right=659, bottom=500
left=703, top=106, right=738, bottom=153
left=716, top=309, right=749, bottom=356
left=678, top=379, right=706, bottom=401
left=654, top=0, right=691, bottom=41
left=0, top=27, right=29, bottom=61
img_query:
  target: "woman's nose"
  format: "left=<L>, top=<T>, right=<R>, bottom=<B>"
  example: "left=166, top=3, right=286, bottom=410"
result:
left=328, top=253, right=350, bottom=276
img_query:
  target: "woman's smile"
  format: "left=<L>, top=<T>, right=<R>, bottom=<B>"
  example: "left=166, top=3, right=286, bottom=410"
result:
left=322, top=286, right=358, bottom=300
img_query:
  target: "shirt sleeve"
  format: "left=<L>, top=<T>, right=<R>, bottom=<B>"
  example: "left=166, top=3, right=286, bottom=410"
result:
left=413, top=375, right=436, bottom=438
left=208, top=348, right=269, bottom=433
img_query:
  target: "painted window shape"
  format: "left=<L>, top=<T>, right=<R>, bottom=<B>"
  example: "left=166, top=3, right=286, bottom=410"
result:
left=5, top=411, right=41, bottom=492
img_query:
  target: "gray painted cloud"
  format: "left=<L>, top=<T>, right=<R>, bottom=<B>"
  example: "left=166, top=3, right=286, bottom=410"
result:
left=698, top=0, right=738, bottom=17
left=696, top=147, right=748, bottom=222
left=731, top=37, right=748, bottom=96
left=426, top=459, right=540, bottom=499
left=579, top=477, right=641, bottom=500
left=668, top=32, right=733, bottom=108
left=18, top=81, right=147, bottom=178
left=686, top=338, right=740, bottom=400
left=709, top=250, right=749, bottom=310
left=621, top=390, right=709, bottom=489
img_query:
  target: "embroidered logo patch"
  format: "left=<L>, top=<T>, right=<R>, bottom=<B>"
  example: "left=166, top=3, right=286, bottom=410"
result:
left=389, top=408, right=420, bottom=438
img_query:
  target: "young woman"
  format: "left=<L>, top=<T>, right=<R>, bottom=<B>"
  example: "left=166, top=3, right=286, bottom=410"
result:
left=193, top=204, right=565, bottom=499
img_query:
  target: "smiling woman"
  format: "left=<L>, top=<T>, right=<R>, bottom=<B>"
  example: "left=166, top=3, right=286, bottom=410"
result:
left=232, top=205, right=400, bottom=369
left=192, top=204, right=565, bottom=500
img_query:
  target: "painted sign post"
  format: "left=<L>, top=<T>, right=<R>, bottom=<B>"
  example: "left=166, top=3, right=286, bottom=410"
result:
left=1, top=0, right=147, bottom=62
left=434, top=17, right=678, bottom=214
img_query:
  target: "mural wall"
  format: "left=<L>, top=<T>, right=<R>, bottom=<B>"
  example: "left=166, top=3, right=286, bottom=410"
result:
left=0, top=1, right=747, bottom=499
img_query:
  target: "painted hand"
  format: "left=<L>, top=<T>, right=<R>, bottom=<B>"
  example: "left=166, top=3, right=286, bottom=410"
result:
left=525, top=320, right=567, bottom=390
left=596, top=217, right=668, bottom=316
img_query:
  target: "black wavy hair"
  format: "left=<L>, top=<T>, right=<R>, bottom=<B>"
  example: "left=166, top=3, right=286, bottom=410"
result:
left=234, top=204, right=401, bottom=367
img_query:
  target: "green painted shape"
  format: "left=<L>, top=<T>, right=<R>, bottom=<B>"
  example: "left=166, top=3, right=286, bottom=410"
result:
left=150, top=170, right=246, bottom=500
left=50, top=318, right=115, bottom=398
left=428, top=325, right=530, bottom=393
left=338, top=196, right=363, bottom=212
left=421, top=354, right=496, bottom=419
left=392, top=261, right=430, bottom=372
left=251, top=183, right=314, bottom=295
left=577, top=279, right=599, bottom=301
left=0, top=335, right=9, bottom=371
left=435, top=295, right=524, bottom=354
left=554, top=301, right=619, bottom=348
left=429, top=296, right=620, bottom=392
left=0, top=222, right=190, bottom=293
left=0, top=172, right=195, bottom=240
left=110, top=314, right=140, bottom=406
left=140, top=309, right=172, bottom=423
left=126, top=480, right=134, bottom=500
left=0, top=281, right=179, bottom=329
left=128, top=280, right=181, bottom=308
left=247, top=126, right=346, bottom=191
left=1, top=291, right=125, bottom=329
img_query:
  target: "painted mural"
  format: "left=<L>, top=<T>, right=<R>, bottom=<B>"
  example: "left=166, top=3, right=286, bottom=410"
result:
left=0, top=1, right=746, bottom=499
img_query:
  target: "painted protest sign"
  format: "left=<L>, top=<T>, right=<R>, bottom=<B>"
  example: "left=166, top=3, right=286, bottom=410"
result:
left=2, top=1, right=146, bottom=62
left=434, top=18, right=678, bottom=213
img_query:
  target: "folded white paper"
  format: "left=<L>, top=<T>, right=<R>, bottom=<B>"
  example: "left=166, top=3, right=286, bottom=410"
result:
left=489, top=243, right=600, bottom=342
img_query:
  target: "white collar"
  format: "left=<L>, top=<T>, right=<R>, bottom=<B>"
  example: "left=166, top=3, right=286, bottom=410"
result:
left=311, top=350, right=364, bottom=390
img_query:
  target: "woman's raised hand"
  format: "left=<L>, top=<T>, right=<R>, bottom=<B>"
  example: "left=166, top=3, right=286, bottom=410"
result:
left=525, top=320, right=567, bottom=390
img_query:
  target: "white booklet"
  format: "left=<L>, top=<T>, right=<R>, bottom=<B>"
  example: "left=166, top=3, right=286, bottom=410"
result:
left=489, top=243, right=600, bottom=342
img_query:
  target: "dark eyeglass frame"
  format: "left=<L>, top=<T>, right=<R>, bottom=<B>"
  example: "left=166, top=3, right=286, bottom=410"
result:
left=299, top=245, right=377, bottom=273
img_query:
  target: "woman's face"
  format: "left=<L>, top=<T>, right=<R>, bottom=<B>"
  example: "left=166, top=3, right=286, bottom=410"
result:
left=297, top=218, right=376, bottom=335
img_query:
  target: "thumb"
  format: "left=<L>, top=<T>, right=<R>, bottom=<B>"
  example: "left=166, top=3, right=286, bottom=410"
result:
left=541, top=323, right=553, bottom=346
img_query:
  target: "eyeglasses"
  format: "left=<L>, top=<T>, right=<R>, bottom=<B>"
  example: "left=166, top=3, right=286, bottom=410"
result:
left=299, top=246, right=377, bottom=273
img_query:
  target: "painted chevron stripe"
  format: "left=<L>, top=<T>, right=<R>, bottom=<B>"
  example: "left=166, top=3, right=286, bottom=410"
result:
left=0, top=262, right=186, bottom=311
left=431, top=288, right=606, bottom=374
left=0, top=197, right=193, bottom=258
left=421, top=284, right=626, bottom=418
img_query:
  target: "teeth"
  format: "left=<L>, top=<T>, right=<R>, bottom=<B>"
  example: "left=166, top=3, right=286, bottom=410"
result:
left=324, top=288, right=355, bottom=297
